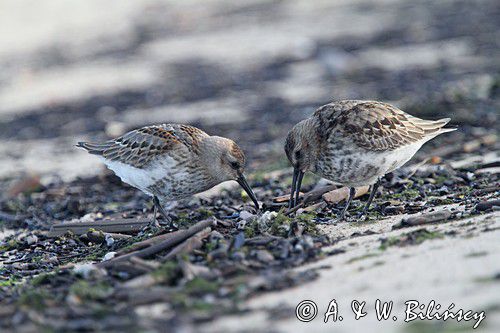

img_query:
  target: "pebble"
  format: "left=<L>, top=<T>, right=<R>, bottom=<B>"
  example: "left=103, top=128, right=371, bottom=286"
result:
left=209, top=231, right=224, bottom=241
left=102, top=252, right=116, bottom=261
left=239, top=210, right=255, bottom=221
left=231, top=232, right=245, bottom=250
left=25, top=235, right=38, bottom=245
left=105, top=234, right=115, bottom=247
left=231, top=251, right=246, bottom=261
left=255, top=250, right=274, bottom=263
left=73, top=263, right=106, bottom=279
left=259, top=211, right=278, bottom=225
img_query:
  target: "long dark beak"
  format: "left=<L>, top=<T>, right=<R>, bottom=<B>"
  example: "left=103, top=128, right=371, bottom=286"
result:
left=237, top=174, right=260, bottom=211
left=289, top=168, right=304, bottom=209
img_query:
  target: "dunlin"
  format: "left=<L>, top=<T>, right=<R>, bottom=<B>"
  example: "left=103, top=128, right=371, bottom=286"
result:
left=285, top=100, right=456, bottom=219
left=77, top=123, right=259, bottom=227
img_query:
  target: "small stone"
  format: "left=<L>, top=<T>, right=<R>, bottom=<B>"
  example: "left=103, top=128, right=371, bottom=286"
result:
left=231, top=232, right=245, bottom=250
left=236, top=220, right=247, bottom=229
left=239, top=210, right=255, bottom=221
left=296, top=208, right=305, bottom=215
left=80, top=213, right=97, bottom=223
left=102, top=252, right=116, bottom=261
left=87, top=230, right=105, bottom=244
left=259, top=211, right=278, bottom=225
left=231, top=251, right=246, bottom=261
left=255, top=249, right=274, bottom=262
left=430, top=156, right=442, bottom=164
left=209, top=231, right=224, bottom=241
left=294, top=244, right=304, bottom=253
left=25, top=235, right=38, bottom=245
left=73, top=263, right=106, bottom=279
left=105, top=234, right=115, bottom=247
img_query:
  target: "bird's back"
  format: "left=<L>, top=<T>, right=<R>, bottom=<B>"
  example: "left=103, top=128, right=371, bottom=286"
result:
left=313, top=100, right=455, bottom=152
left=308, top=100, right=455, bottom=186
left=77, top=124, right=208, bottom=167
left=77, top=124, right=210, bottom=198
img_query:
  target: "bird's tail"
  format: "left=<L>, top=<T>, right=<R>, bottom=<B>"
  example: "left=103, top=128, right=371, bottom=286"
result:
left=432, top=118, right=457, bottom=134
left=76, top=141, right=113, bottom=156
left=410, top=117, right=457, bottom=137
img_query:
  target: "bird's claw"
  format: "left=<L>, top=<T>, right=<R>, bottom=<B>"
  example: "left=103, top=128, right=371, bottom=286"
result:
left=355, top=210, right=369, bottom=220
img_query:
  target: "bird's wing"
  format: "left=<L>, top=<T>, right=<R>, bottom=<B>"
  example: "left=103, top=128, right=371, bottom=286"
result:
left=77, top=124, right=208, bottom=167
left=315, top=100, right=453, bottom=151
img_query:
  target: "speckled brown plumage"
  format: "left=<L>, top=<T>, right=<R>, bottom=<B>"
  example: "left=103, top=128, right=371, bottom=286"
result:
left=78, top=124, right=208, bottom=168
left=285, top=100, right=456, bottom=217
left=77, top=123, right=259, bottom=225
left=313, top=100, right=452, bottom=151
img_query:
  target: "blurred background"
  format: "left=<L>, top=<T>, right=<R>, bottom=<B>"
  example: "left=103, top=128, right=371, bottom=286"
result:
left=0, top=2, right=499, bottom=332
left=0, top=0, right=498, bottom=182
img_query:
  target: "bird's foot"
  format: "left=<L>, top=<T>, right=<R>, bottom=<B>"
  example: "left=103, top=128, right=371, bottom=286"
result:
left=354, top=210, right=369, bottom=222
left=140, top=216, right=161, bottom=235
left=152, top=196, right=178, bottom=230
left=159, top=214, right=178, bottom=231
left=150, top=218, right=161, bottom=229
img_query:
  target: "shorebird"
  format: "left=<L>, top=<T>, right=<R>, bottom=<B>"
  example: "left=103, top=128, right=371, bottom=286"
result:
left=77, top=123, right=259, bottom=227
left=285, top=100, right=456, bottom=220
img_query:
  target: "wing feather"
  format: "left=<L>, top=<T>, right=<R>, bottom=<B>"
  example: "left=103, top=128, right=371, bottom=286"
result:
left=314, top=100, right=455, bottom=151
left=77, top=124, right=208, bottom=167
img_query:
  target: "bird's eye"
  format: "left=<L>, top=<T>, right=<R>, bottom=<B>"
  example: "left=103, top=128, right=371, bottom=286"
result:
left=231, top=161, right=240, bottom=169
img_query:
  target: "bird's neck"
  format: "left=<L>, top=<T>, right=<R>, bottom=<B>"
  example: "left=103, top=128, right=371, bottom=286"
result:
left=298, top=118, right=320, bottom=170
left=198, top=136, right=230, bottom=183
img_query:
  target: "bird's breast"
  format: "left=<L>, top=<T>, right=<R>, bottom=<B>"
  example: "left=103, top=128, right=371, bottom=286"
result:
left=313, top=141, right=423, bottom=186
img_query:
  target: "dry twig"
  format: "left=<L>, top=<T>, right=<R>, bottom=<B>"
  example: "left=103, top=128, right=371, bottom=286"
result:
left=98, top=219, right=214, bottom=268
left=48, top=218, right=151, bottom=237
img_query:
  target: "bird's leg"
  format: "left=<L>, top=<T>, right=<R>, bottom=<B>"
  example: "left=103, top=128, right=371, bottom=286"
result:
left=153, top=196, right=176, bottom=229
left=149, top=197, right=161, bottom=228
left=361, top=178, right=381, bottom=216
left=338, top=187, right=356, bottom=220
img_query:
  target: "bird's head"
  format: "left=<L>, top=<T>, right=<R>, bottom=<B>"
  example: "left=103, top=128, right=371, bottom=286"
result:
left=202, top=136, right=259, bottom=210
left=284, top=119, right=317, bottom=208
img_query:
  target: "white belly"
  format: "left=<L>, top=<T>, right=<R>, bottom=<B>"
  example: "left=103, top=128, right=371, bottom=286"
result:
left=378, top=142, right=424, bottom=174
left=315, top=141, right=425, bottom=187
left=102, top=156, right=188, bottom=197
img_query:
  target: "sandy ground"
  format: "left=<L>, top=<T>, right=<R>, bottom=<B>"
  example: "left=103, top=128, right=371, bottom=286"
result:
left=1, top=0, right=498, bottom=181
left=204, top=209, right=500, bottom=333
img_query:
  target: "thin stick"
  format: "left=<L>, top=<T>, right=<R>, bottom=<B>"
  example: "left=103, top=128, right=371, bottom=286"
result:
left=115, top=230, right=184, bottom=255
left=97, top=219, right=214, bottom=268
left=48, top=218, right=151, bottom=237
left=160, top=227, right=211, bottom=262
